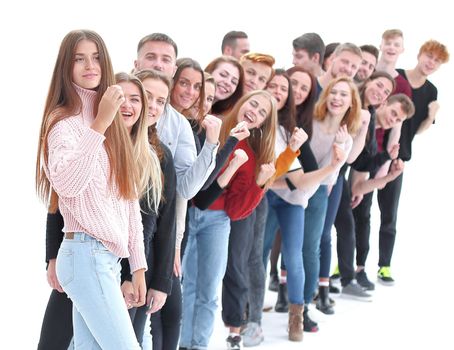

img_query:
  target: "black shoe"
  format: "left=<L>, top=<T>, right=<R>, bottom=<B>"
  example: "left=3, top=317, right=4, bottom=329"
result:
left=268, top=273, right=279, bottom=292
left=303, top=305, right=319, bottom=332
left=356, top=270, right=375, bottom=291
left=226, top=335, right=242, bottom=349
left=275, top=283, right=289, bottom=313
left=312, top=291, right=335, bottom=306
left=315, top=286, right=335, bottom=315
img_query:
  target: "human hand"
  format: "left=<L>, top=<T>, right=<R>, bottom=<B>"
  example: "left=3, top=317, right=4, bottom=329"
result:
left=230, top=121, right=250, bottom=141
left=351, top=193, right=364, bottom=209
left=131, top=268, right=147, bottom=307
left=94, top=85, right=125, bottom=131
left=289, top=127, right=308, bottom=152
left=230, top=149, right=249, bottom=169
left=387, top=143, right=400, bottom=160
left=173, top=248, right=181, bottom=278
left=146, top=289, right=168, bottom=314
left=47, top=259, right=64, bottom=293
left=120, top=280, right=135, bottom=309
left=256, top=162, right=276, bottom=187
left=335, top=125, right=349, bottom=144
left=389, top=159, right=405, bottom=180
left=331, top=143, right=346, bottom=169
left=202, top=114, right=222, bottom=145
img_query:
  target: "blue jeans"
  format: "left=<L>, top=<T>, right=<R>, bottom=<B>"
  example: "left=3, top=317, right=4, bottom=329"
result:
left=320, top=177, right=343, bottom=278
left=303, top=185, right=328, bottom=304
left=265, top=191, right=305, bottom=304
left=180, top=207, right=230, bottom=349
left=56, top=232, right=140, bottom=350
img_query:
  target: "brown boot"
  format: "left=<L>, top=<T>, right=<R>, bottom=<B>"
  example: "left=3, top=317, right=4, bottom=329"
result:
left=288, top=303, right=304, bottom=341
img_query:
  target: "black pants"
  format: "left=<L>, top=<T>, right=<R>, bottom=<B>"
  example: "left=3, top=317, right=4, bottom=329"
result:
left=222, top=212, right=256, bottom=327
left=37, top=289, right=73, bottom=350
left=353, top=173, right=403, bottom=268
left=334, top=176, right=356, bottom=286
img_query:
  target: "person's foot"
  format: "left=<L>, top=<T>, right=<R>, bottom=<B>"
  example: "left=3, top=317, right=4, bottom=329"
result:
left=356, top=269, right=375, bottom=290
left=341, top=281, right=372, bottom=301
left=303, top=306, right=319, bottom=332
left=241, top=322, right=264, bottom=347
left=268, top=273, right=279, bottom=292
left=226, top=335, right=242, bottom=350
left=315, top=286, right=334, bottom=315
left=275, top=283, right=289, bottom=313
left=377, top=266, right=395, bottom=285
left=312, top=291, right=335, bottom=306
left=330, top=264, right=340, bottom=280
left=329, top=279, right=340, bottom=294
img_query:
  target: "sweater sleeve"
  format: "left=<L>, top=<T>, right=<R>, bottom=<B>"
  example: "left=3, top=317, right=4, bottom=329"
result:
left=149, top=145, right=176, bottom=294
left=127, top=199, right=147, bottom=273
left=274, top=146, right=300, bottom=179
left=47, top=122, right=106, bottom=198
left=298, top=142, right=318, bottom=172
left=200, top=136, right=239, bottom=190
left=45, top=211, right=64, bottom=264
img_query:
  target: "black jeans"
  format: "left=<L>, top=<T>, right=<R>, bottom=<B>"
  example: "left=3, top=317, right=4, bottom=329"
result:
left=334, top=176, right=356, bottom=286
left=222, top=212, right=256, bottom=327
left=37, top=289, right=73, bottom=350
left=353, top=173, right=403, bottom=268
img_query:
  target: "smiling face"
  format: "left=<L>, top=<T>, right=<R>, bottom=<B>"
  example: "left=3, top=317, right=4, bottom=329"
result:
left=330, top=50, right=362, bottom=79
left=118, top=81, right=143, bottom=132
left=290, top=71, right=312, bottom=106
left=355, top=51, right=377, bottom=82
left=326, top=81, right=352, bottom=117
left=417, top=51, right=443, bottom=76
left=364, top=76, right=393, bottom=107
left=211, top=62, right=240, bottom=101
left=380, top=36, right=404, bottom=64
left=266, top=75, right=289, bottom=110
left=72, top=39, right=101, bottom=90
left=135, top=40, right=176, bottom=78
left=141, top=77, right=169, bottom=127
left=171, top=67, right=203, bottom=112
left=377, top=101, right=407, bottom=129
left=237, top=93, right=271, bottom=129
left=242, top=59, right=273, bottom=93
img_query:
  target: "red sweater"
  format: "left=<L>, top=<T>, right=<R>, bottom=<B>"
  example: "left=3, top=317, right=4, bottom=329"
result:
left=209, top=140, right=264, bottom=221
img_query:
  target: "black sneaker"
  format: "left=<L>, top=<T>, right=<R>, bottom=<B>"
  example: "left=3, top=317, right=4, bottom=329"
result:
left=356, top=270, right=375, bottom=290
left=303, top=306, right=319, bottom=332
left=226, top=335, right=242, bottom=350
left=329, top=280, right=340, bottom=294
left=268, top=273, right=279, bottom=292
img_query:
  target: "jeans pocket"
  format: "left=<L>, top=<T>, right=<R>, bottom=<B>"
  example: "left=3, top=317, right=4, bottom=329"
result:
left=56, top=248, right=74, bottom=287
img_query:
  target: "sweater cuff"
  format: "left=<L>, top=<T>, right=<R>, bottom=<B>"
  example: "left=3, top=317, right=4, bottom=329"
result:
left=149, top=275, right=174, bottom=295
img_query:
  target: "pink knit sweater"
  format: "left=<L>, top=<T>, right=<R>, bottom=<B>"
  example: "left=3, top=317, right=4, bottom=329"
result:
left=46, top=85, right=147, bottom=273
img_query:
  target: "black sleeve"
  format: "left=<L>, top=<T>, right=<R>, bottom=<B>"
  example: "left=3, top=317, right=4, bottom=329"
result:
left=45, top=211, right=64, bottom=264
left=193, top=180, right=224, bottom=210
left=201, top=136, right=239, bottom=190
left=149, top=145, right=176, bottom=294
left=298, top=142, right=318, bottom=172
left=351, top=149, right=390, bottom=173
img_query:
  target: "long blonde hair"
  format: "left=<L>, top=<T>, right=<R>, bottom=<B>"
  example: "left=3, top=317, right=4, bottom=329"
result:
left=220, top=90, right=277, bottom=180
left=36, top=30, right=139, bottom=212
left=313, top=76, right=362, bottom=135
left=115, top=72, right=162, bottom=213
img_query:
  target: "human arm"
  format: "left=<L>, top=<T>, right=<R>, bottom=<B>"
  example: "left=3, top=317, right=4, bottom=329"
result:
left=274, top=127, right=307, bottom=178
left=347, top=109, right=371, bottom=164
left=45, top=211, right=65, bottom=292
left=417, top=100, right=439, bottom=134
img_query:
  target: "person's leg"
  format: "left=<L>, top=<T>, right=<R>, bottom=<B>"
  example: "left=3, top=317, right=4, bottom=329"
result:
left=247, top=197, right=268, bottom=324
left=222, top=213, right=256, bottom=331
left=37, top=289, right=73, bottom=350
left=319, top=177, right=343, bottom=280
left=377, top=173, right=403, bottom=268
left=353, top=191, right=374, bottom=268
left=303, top=185, right=328, bottom=305
left=191, top=209, right=231, bottom=349
left=56, top=233, right=140, bottom=350
left=157, top=274, right=182, bottom=350
left=130, top=304, right=148, bottom=346
left=335, top=177, right=356, bottom=287
left=180, top=207, right=199, bottom=348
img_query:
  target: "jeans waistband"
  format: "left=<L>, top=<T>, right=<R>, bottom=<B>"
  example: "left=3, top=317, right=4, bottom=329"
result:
left=64, top=232, right=95, bottom=241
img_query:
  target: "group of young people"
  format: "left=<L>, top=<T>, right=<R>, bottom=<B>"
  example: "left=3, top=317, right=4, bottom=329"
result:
left=35, top=28, right=449, bottom=350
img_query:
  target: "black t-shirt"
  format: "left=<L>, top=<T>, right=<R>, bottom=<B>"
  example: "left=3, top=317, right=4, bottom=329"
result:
left=396, top=68, right=438, bottom=161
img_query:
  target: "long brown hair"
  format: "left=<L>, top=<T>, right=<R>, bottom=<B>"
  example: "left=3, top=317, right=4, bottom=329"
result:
left=314, top=76, right=362, bottom=135
left=115, top=72, right=162, bottom=213
left=219, top=90, right=277, bottom=179
left=36, top=29, right=138, bottom=212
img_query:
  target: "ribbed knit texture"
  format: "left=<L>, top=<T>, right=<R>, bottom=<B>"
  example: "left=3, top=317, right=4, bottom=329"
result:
left=46, top=84, right=146, bottom=272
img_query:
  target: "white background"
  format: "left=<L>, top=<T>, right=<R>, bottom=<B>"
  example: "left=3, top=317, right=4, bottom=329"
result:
left=1, top=0, right=453, bottom=348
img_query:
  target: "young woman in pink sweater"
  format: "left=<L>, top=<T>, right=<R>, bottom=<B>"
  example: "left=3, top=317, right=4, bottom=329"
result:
left=36, top=29, right=151, bottom=349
